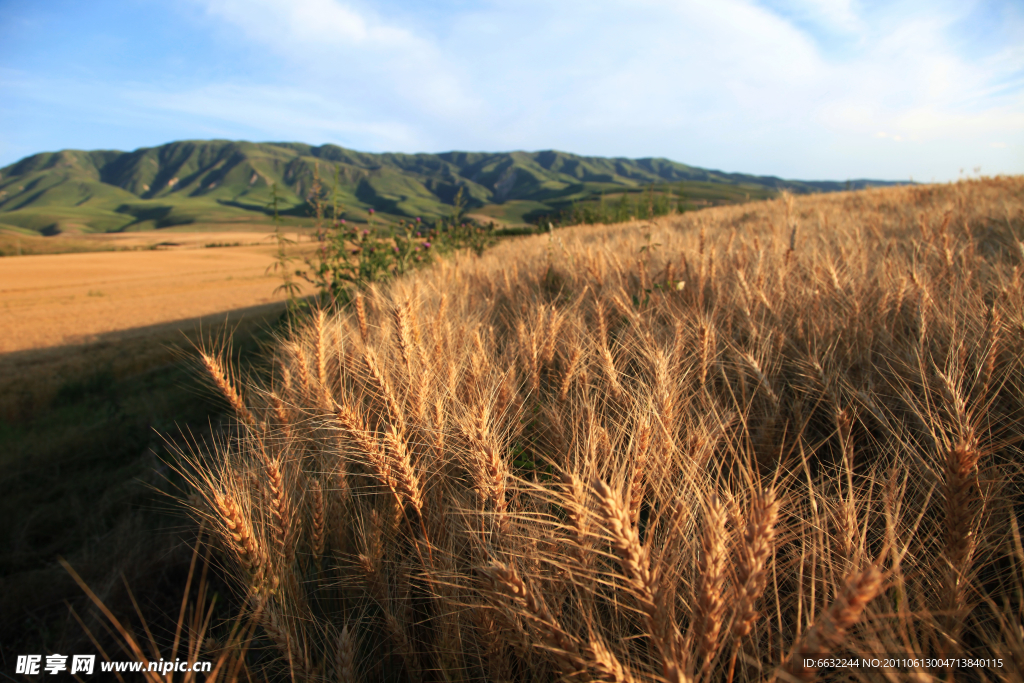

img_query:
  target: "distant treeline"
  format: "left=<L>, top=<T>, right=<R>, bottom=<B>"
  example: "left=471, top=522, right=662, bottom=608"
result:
left=531, top=184, right=701, bottom=227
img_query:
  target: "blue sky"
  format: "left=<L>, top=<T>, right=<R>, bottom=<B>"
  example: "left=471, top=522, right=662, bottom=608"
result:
left=1, top=0, right=1021, bottom=181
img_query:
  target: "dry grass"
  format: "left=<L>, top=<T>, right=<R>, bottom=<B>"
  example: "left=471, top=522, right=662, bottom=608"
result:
left=178, top=177, right=1023, bottom=681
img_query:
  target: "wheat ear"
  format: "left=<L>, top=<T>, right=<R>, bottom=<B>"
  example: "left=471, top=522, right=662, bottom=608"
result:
left=943, top=433, right=982, bottom=647
left=593, top=478, right=687, bottom=683
left=312, top=308, right=331, bottom=408
left=354, top=291, right=368, bottom=342
left=592, top=299, right=624, bottom=398
left=587, top=638, right=640, bottom=683
left=695, top=495, right=728, bottom=665
left=653, top=350, right=678, bottom=441
left=559, top=347, right=582, bottom=402
left=394, top=299, right=415, bottom=379
left=309, top=478, right=325, bottom=563
left=336, top=624, right=358, bottom=683
left=364, top=347, right=404, bottom=428
left=732, top=488, right=779, bottom=638
left=214, top=492, right=265, bottom=591
left=258, top=601, right=311, bottom=679
left=482, top=561, right=585, bottom=675
left=269, top=391, right=292, bottom=440
left=542, top=309, right=565, bottom=365
left=600, top=346, right=624, bottom=399
left=628, top=423, right=650, bottom=529
left=466, top=403, right=510, bottom=534
left=199, top=351, right=255, bottom=425
left=783, top=566, right=883, bottom=681
left=260, top=447, right=294, bottom=566
left=290, top=341, right=312, bottom=402
left=698, top=321, right=715, bottom=388
left=337, top=402, right=420, bottom=517
left=561, top=471, right=592, bottom=567
left=381, top=424, right=425, bottom=518
left=944, top=437, right=982, bottom=573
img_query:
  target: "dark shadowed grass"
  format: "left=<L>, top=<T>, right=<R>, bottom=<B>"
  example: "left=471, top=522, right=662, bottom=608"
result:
left=0, top=309, right=292, bottom=661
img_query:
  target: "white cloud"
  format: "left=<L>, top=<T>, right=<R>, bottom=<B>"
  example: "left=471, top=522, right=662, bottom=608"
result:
left=770, top=0, right=864, bottom=33
left=4, top=0, right=1023, bottom=179
left=194, top=0, right=481, bottom=120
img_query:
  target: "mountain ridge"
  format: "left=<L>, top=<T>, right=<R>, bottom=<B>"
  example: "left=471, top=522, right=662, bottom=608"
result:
left=0, top=140, right=909, bottom=234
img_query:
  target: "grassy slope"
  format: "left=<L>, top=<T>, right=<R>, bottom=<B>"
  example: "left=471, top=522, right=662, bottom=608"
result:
left=0, top=141, right=909, bottom=235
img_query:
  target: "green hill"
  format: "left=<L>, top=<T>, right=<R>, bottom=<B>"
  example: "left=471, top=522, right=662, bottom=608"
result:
left=0, top=140, right=908, bottom=234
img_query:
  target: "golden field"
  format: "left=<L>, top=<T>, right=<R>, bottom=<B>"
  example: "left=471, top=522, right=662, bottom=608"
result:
left=0, top=231, right=308, bottom=352
left=82, top=178, right=1024, bottom=681
left=0, top=231, right=312, bottom=419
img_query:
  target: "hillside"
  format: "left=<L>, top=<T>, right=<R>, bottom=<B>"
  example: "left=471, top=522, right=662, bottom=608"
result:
left=0, top=140, right=908, bottom=234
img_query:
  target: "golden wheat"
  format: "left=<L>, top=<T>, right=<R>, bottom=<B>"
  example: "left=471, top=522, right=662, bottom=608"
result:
left=174, top=177, right=1024, bottom=682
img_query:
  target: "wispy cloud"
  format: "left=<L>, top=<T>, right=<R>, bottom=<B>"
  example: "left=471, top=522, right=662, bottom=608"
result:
left=195, top=0, right=482, bottom=119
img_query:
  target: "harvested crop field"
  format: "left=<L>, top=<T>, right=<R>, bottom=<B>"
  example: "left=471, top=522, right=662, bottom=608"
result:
left=0, top=240, right=304, bottom=352
left=0, top=233, right=309, bottom=418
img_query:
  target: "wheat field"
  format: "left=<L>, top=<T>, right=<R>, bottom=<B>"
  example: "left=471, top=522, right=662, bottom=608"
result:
left=181, top=177, right=1024, bottom=682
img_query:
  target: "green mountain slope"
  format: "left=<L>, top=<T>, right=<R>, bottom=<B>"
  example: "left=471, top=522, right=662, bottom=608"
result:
left=0, top=140, right=908, bottom=234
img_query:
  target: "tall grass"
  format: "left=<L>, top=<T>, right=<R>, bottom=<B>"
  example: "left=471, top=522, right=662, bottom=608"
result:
left=181, top=177, right=1023, bottom=681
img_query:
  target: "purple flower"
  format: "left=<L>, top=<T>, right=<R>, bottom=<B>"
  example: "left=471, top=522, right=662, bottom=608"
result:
left=362, top=229, right=369, bottom=236
left=368, top=208, right=375, bottom=214
left=393, top=245, right=399, bottom=252
left=415, top=216, right=421, bottom=222
left=340, top=219, right=346, bottom=224
left=423, top=241, right=431, bottom=248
